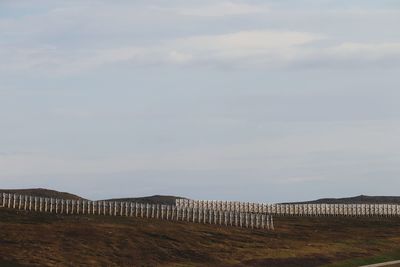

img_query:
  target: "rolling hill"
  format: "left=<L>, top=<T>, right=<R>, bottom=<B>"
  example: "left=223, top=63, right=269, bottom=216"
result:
left=0, top=189, right=185, bottom=205
left=289, top=195, right=400, bottom=204
left=1, top=207, right=400, bottom=266
left=0, top=188, right=85, bottom=200
left=101, top=195, right=186, bottom=205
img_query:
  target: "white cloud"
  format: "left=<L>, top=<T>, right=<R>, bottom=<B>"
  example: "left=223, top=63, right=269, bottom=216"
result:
left=0, top=30, right=322, bottom=74
left=1, top=1, right=400, bottom=74
left=168, top=2, right=269, bottom=17
left=2, top=26, right=400, bottom=74
left=172, top=30, right=319, bottom=57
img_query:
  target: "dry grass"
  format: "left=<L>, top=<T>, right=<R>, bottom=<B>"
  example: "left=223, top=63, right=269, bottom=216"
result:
left=0, top=208, right=400, bottom=266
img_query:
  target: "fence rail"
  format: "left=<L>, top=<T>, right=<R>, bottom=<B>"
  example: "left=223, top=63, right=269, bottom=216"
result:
left=0, top=193, right=273, bottom=230
left=176, top=199, right=400, bottom=217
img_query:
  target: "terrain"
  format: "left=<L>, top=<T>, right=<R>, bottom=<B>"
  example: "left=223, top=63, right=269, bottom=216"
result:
left=1, top=207, right=400, bottom=267
left=101, top=195, right=186, bottom=205
left=3, top=188, right=400, bottom=206
left=291, top=195, right=400, bottom=204
left=0, top=188, right=84, bottom=200
left=0, top=189, right=184, bottom=205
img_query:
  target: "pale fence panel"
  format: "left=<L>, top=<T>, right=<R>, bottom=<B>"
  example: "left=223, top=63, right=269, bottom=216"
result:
left=0, top=192, right=273, bottom=230
left=175, top=198, right=400, bottom=218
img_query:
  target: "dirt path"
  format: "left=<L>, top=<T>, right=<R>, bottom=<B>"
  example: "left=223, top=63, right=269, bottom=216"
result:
left=361, top=261, right=400, bottom=267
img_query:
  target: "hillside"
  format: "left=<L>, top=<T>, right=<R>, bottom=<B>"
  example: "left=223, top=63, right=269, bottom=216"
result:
left=1, top=208, right=400, bottom=266
left=291, top=195, right=400, bottom=204
left=0, top=188, right=85, bottom=200
left=101, top=195, right=186, bottom=205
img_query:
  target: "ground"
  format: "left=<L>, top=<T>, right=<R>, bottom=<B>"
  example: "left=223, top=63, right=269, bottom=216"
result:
left=1, top=208, right=400, bottom=267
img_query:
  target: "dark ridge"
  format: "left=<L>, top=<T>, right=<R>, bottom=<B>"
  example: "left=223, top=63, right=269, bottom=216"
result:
left=100, top=195, right=187, bottom=205
left=287, top=195, right=400, bottom=204
left=0, top=188, right=85, bottom=200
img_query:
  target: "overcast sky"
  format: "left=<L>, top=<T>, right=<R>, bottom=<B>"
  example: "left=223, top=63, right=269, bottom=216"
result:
left=0, top=0, right=399, bottom=202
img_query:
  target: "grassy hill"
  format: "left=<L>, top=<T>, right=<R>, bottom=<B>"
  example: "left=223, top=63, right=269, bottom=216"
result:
left=0, top=189, right=184, bottom=205
left=101, top=195, right=186, bottom=205
left=1, top=207, right=400, bottom=266
left=0, top=188, right=85, bottom=200
left=290, top=195, right=400, bottom=204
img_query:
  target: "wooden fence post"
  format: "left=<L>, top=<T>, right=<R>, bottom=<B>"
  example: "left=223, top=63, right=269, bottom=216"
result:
left=176, top=207, right=180, bottom=221
left=60, top=199, right=64, bottom=214
left=190, top=207, right=194, bottom=222
left=270, top=216, right=274, bottom=230
left=149, top=204, right=154, bottom=218
left=72, top=200, right=75, bottom=214
left=66, top=200, right=70, bottom=214
left=145, top=204, right=149, bottom=219
left=50, top=198, right=53, bottom=213
left=81, top=200, right=85, bottom=215
left=78, top=200, right=81, bottom=214
left=7, top=194, right=11, bottom=208
left=128, top=202, right=132, bottom=217
left=261, top=214, right=265, bottom=229
left=186, top=207, right=190, bottom=222
left=141, top=204, right=145, bottom=218
left=55, top=199, right=59, bottom=214
left=208, top=209, right=217, bottom=224
left=181, top=207, right=185, bottom=221
left=18, top=195, right=22, bottom=210
left=234, top=212, right=239, bottom=227
left=39, top=197, right=43, bottom=212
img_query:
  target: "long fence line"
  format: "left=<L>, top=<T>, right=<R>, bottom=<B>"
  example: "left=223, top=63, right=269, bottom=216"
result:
left=0, top=193, right=274, bottom=230
left=176, top=199, right=400, bottom=217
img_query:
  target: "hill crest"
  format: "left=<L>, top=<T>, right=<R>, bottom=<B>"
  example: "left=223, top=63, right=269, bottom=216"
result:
left=289, top=195, right=400, bottom=204
left=101, top=195, right=186, bottom=205
left=0, top=188, right=85, bottom=200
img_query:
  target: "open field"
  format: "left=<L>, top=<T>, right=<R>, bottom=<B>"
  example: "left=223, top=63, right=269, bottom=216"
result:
left=1, top=208, right=400, bottom=266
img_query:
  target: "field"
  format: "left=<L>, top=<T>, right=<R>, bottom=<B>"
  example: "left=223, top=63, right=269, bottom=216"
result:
left=1, top=208, right=400, bottom=266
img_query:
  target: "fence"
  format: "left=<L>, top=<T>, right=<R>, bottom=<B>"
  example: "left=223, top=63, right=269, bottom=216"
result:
left=176, top=199, right=400, bottom=217
left=0, top=193, right=273, bottom=230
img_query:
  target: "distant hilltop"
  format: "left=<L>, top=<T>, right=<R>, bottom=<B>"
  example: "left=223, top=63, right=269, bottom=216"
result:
left=100, top=195, right=187, bottom=205
left=1, top=189, right=400, bottom=205
left=0, top=188, right=85, bottom=200
left=0, top=188, right=186, bottom=205
left=288, top=195, right=400, bottom=204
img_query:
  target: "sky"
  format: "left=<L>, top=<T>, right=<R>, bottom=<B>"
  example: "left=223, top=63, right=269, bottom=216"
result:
left=0, top=0, right=399, bottom=202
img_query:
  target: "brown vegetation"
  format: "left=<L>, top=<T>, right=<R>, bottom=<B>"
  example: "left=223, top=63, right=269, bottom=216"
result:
left=1, top=208, right=400, bottom=266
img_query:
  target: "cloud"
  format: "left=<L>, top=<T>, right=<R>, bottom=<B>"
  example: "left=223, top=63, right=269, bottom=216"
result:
left=0, top=30, right=322, bottom=74
left=4, top=29, right=400, bottom=74
left=1, top=1, right=400, bottom=74
left=169, top=30, right=319, bottom=62
left=166, top=2, right=269, bottom=17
